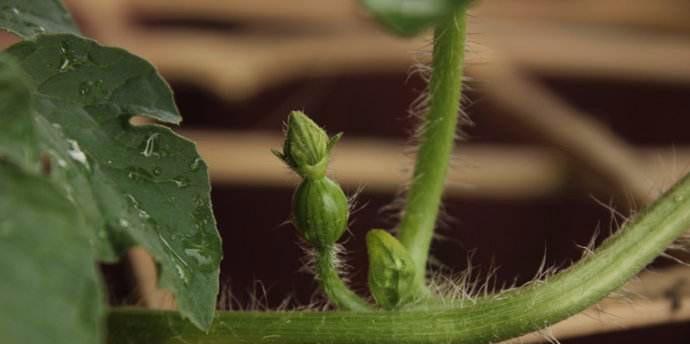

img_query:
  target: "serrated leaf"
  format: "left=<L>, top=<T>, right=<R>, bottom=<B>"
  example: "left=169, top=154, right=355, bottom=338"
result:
left=0, top=159, right=104, bottom=344
left=0, top=0, right=80, bottom=38
left=361, top=0, right=471, bottom=36
left=1, top=34, right=221, bottom=330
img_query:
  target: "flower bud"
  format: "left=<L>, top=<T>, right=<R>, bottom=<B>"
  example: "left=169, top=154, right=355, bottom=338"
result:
left=273, top=111, right=341, bottom=179
left=366, top=229, right=415, bottom=309
left=293, top=177, right=349, bottom=248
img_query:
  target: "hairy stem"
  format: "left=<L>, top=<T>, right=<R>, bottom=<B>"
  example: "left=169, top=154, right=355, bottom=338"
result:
left=314, top=246, right=371, bottom=311
left=110, top=173, right=690, bottom=344
left=396, top=7, right=467, bottom=294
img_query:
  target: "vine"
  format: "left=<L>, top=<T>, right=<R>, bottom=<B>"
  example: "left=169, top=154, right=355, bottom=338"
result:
left=110, top=3, right=690, bottom=343
left=2, top=1, right=690, bottom=344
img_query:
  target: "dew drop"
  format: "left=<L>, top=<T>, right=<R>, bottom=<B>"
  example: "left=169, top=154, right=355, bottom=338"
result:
left=125, top=194, right=151, bottom=220
left=58, top=42, right=71, bottom=72
left=59, top=58, right=70, bottom=72
left=66, top=139, right=89, bottom=169
left=126, top=166, right=153, bottom=182
left=138, top=210, right=151, bottom=220
left=175, top=265, right=189, bottom=285
left=184, top=248, right=213, bottom=266
left=79, top=80, right=93, bottom=96
left=141, top=133, right=160, bottom=158
left=19, top=21, right=46, bottom=35
left=190, top=157, right=202, bottom=171
left=158, top=234, right=190, bottom=284
left=0, top=7, right=21, bottom=28
left=152, top=166, right=162, bottom=176
left=57, top=41, right=92, bottom=72
left=171, top=176, right=190, bottom=188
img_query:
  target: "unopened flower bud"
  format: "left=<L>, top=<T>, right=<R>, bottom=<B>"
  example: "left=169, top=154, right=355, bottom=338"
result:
left=292, top=177, right=349, bottom=248
left=366, top=229, right=416, bottom=309
left=273, top=111, right=341, bottom=179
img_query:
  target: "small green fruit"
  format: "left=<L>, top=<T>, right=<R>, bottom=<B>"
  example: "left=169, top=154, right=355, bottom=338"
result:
left=367, top=229, right=416, bottom=309
left=293, top=177, right=349, bottom=248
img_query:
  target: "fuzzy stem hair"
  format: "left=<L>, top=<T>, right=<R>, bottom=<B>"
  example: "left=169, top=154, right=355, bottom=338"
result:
left=109, top=174, right=690, bottom=343
left=396, top=6, right=468, bottom=295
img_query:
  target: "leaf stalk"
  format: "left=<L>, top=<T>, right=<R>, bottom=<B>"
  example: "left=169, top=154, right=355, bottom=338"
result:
left=396, top=6, right=468, bottom=295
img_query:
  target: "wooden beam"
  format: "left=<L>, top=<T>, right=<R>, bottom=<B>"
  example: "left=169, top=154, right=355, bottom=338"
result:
left=512, top=296, right=690, bottom=343
left=182, top=130, right=690, bottom=200
left=62, top=0, right=690, bottom=102
left=475, top=61, right=656, bottom=205
left=121, top=0, right=690, bottom=33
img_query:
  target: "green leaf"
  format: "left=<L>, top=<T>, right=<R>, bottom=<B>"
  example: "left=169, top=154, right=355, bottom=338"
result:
left=0, top=52, right=38, bottom=170
left=0, top=159, right=104, bottom=344
left=0, top=0, right=80, bottom=38
left=360, top=0, right=471, bottom=36
left=1, top=34, right=221, bottom=330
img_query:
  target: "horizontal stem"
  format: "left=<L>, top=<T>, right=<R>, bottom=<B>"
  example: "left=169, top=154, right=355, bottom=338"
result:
left=109, top=173, right=690, bottom=344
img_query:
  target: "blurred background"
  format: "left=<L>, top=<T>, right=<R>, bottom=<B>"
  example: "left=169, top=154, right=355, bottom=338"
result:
left=6, top=0, right=690, bottom=342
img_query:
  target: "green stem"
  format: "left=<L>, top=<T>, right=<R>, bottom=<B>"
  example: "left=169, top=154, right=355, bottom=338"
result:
left=396, top=8, right=467, bottom=294
left=315, top=246, right=371, bottom=311
left=110, top=173, right=690, bottom=344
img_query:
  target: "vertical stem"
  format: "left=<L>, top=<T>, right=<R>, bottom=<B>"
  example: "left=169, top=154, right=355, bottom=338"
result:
left=315, top=246, right=372, bottom=311
left=397, top=8, right=467, bottom=293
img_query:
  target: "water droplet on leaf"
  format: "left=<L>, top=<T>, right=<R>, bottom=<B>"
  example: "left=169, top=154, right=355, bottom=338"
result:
left=190, top=157, right=202, bottom=171
left=184, top=248, right=213, bottom=267
left=171, top=176, right=190, bottom=188
left=175, top=265, right=189, bottom=284
left=66, top=139, right=89, bottom=169
left=158, top=234, right=191, bottom=284
left=141, top=133, right=160, bottom=158
left=126, top=166, right=153, bottom=182
left=125, top=194, right=151, bottom=220
left=57, top=41, right=91, bottom=72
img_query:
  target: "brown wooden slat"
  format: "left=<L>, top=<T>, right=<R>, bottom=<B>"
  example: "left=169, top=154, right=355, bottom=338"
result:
left=182, top=130, right=690, bottom=200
